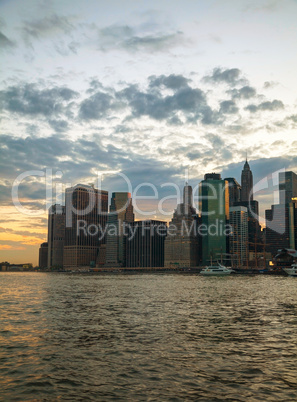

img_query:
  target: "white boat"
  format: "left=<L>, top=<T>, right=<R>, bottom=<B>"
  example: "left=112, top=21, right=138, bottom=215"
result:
left=200, top=263, right=235, bottom=276
left=283, top=263, right=297, bottom=277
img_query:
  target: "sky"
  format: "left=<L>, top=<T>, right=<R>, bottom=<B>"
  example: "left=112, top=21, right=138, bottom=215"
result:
left=1, top=0, right=297, bottom=265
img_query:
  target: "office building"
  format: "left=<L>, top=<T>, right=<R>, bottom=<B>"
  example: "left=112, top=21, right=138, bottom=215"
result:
left=265, top=201, right=297, bottom=255
left=199, top=173, right=229, bottom=265
left=265, top=171, right=297, bottom=256
left=225, top=177, right=241, bottom=207
left=47, top=204, right=65, bottom=269
left=241, top=159, right=253, bottom=202
left=279, top=171, right=297, bottom=204
left=164, top=184, right=199, bottom=267
left=233, top=199, right=262, bottom=252
left=39, top=242, right=48, bottom=268
left=63, top=184, right=108, bottom=269
left=104, top=192, right=134, bottom=267
left=126, top=220, right=167, bottom=267
left=229, top=206, right=248, bottom=266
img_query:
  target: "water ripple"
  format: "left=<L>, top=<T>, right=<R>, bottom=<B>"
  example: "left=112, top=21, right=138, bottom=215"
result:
left=0, top=273, right=297, bottom=401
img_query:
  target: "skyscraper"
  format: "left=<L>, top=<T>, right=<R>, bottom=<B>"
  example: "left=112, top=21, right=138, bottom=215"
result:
left=229, top=206, right=248, bottom=266
left=104, top=192, right=134, bottom=267
left=39, top=242, right=48, bottom=268
left=265, top=204, right=292, bottom=254
left=126, top=220, right=167, bottom=268
left=241, top=159, right=253, bottom=202
left=164, top=184, right=199, bottom=268
left=199, top=173, right=229, bottom=265
left=279, top=171, right=297, bottom=204
left=265, top=171, right=297, bottom=255
left=63, top=184, right=108, bottom=269
left=224, top=177, right=241, bottom=207
left=47, top=204, right=65, bottom=269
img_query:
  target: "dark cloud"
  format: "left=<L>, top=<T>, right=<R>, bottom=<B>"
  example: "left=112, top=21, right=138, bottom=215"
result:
left=149, top=74, right=190, bottom=90
left=0, top=133, right=186, bottom=213
left=203, top=67, right=247, bottom=86
left=48, top=119, right=69, bottom=132
left=219, top=100, right=239, bottom=114
left=117, top=82, right=216, bottom=124
left=22, top=14, right=75, bottom=42
left=79, top=91, right=122, bottom=120
left=288, top=115, right=297, bottom=123
left=263, top=81, right=277, bottom=89
left=186, top=151, right=201, bottom=161
left=98, top=24, right=184, bottom=52
left=245, top=99, right=284, bottom=113
left=122, top=32, right=184, bottom=52
left=0, top=31, right=15, bottom=49
left=228, top=86, right=256, bottom=99
left=0, top=83, right=78, bottom=117
left=78, top=75, right=219, bottom=125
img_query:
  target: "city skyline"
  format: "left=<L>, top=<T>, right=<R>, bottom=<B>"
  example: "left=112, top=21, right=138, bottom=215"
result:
left=1, top=0, right=297, bottom=264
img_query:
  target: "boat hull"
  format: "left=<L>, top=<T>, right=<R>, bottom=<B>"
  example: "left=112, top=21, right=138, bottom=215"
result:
left=283, top=268, right=297, bottom=277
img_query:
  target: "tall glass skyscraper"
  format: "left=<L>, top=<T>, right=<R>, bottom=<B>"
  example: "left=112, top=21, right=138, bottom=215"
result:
left=199, top=173, right=229, bottom=265
left=279, top=171, right=297, bottom=204
left=104, top=192, right=134, bottom=267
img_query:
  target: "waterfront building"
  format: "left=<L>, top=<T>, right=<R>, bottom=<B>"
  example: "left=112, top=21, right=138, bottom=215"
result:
left=265, top=171, right=297, bottom=256
left=199, top=173, right=229, bottom=265
left=63, top=184, right=108, bottom=270
left=229, top=206, right=248, bottom=266
left=104, top=192, right=134, bottom=267
left=47, top=204, right=65, bottom=269
left=232, top=160, right=262, bottom=254
left=164, top=184, right=200, bottom=268
left=279, top=171, right=297, bottom=204
left=265, top=200, right=297, bottom=255
left=241, top=159, right=253, bottom=202
left=126, top=220, right=167, bottom=268
left=233, top=200, right=262, bottom=253
left=39, top=242, right=48, bottom=268
left=225, top=177, right=241, bottom=207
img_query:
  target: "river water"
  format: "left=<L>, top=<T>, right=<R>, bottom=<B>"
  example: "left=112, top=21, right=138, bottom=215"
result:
left=0, top=272, right=297, bottom=401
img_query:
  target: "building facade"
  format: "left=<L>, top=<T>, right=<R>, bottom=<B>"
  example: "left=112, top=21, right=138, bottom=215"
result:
left=63, top=184, right=108, bottom=269
left=265, top=171, right=297, bottom=256
left=229, top=206, right=248, bottom=266
left=241, top=159, right=253, bottom=202
left=199, top=173, right=229, bottom=265
left=126, top=220, right=167, bottom=267
left=39, top=242, right=48, bottom=268
left=164, top=184, right=200, bottom=268
left=265, top=201, right=296, bottom=255
left=225, top=177, right=241, bottom=207
left=47, top=204, right=65, bottom=269
left=104, top=192, right=134, bottom=267
left=279, top=171, right=297, bottom=205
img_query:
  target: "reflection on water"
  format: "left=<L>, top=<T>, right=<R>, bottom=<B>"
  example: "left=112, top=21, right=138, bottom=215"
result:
left=1, top=273, right=297, bottom=400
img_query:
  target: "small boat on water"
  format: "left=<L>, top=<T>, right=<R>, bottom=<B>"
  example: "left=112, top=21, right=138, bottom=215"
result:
left=283, top=263, right=297, bottom=277
left=200, top=263, right=235, bottom=276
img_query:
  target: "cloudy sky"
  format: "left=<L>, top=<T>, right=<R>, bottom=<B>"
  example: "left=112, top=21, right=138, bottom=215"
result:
left=1, top=0, right=297, bottom=265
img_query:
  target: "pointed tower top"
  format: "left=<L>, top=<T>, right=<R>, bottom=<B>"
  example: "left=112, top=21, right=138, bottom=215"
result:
left=243, top=156, right=250, bottom=170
